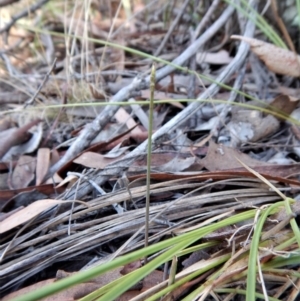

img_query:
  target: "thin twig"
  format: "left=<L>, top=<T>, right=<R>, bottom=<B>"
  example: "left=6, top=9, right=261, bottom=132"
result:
left=210, top=64, right=246, bottom=137
left=193, top=0, right=221, bottom=39
left=154, top=0, right=190, bottom=57
left=24, top=57, right=57, bottom=107
left=0, top=0, right=50, bottom=34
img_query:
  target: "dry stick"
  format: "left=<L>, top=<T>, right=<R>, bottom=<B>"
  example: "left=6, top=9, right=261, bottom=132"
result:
left=154, top=0, right=190, bottom=57
left=48, top=5, right=235, bottom=182
left=0, top=0, right=50, bottom=34
left=193, top=0, right=221, bottom=39
left=61, top=4, right=255, bottom=204
left=188, top=0, right=221, bottom=126
left=25, top=57, right=57, bottom=107
left=210, top=64, right=246, bottom=137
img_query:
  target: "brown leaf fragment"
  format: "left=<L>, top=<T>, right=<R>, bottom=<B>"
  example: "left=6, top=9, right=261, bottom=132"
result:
left=1, top=278, right=100, bottom=301
left=121, top=260, right=142, bottom=275
left=116, top=291, right=141, bottom=301
left=200, top=140, right=273, bottom=171
left=231, top=35, right=300, bottom=77
left=142, top=270, right=164, bottom=290
left=0, top=184, right=66, bottom=212
left=115, top=107, right=143, bottom=135
left=182, top=250, right=210, bottom=269
left=36, top=148, right=50, bottom=186
left=0, top=128, right=28, bottom=159
left=74, top=152, right=120, bottom=169
left=0, top=199, right=63, bottom=233
left=164, top=275, right=205, bottom=301
left=267, top=94, right=299, bottom=120
left=1, top=279, right=55, bottom=301
left=0, top=118, right=42, bottom=160
left=0, top=206, right=23, bottom=222
left=12, top=155, right=36, bottom=189
left=56, top=267, right=124, bottom=287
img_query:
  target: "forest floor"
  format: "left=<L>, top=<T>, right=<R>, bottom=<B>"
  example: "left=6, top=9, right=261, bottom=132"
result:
left=1, top=1, right=300, bottom=300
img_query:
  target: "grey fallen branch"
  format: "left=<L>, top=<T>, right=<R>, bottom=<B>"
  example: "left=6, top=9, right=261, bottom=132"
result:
left=48, top=4, right=235, bottom=180
left=60, top=3, right=257, bottom=201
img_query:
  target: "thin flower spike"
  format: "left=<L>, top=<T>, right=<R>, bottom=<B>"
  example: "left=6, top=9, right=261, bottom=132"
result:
left=231, top=35, right=300, bottom=77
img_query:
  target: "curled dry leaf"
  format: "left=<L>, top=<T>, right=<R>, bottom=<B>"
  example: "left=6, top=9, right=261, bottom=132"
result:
left=231, top=35, right=300, bottom=77
left=1, top=119, right=43, bottom=162
left=267, top=94, right=299, bottom=120
left=0, top=128, right=30, bottom=160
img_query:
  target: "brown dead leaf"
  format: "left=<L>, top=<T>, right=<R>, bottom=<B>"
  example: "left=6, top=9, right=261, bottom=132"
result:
left=36, top=148, right=51, bottom=186
left=55, top=174, right=78, bottom=188
left=57, top=127, right=147, bottom=178
left=142, top=270, right=164, bottom=290
left=0, top=199, right=63, bottom=233
left=231, top=35, right=300, bottom=77
left=128, top=152, right=199, bottom=174
left=116, top=291, right=141, bottom=301
left=200, top=140, right=272, bottom=171
left=121, top=260, right=142, bottom=275
left=74, top=152, right=119, bottom=169
left=0, top=118, right=42, bottom=160
left=115, top=107, right=144, bottom=136
left=1, top=278, right=100, bottom=301
left=0, top=184, right=66, bottom=211
left=1, top=279, right=55, bottom=301
left=0, top=128, right=29, bottom=159
left=182, top=251, right=209, bottom=269
left=267, top=94, right=299, bottom=120
left=0, top=207, right=23, bottom=222
left=56, top=267, right=123, bottom=287
left=12, top=155, right=36, bottom=189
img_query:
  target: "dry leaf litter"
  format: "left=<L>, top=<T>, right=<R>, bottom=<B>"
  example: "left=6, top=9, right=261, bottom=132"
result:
left=1, top=1, right=300, bottom=300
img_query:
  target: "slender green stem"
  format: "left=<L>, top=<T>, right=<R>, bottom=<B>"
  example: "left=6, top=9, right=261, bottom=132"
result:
left=145, top=64, right=156, bottom=261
